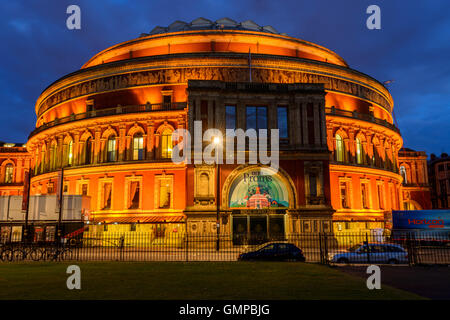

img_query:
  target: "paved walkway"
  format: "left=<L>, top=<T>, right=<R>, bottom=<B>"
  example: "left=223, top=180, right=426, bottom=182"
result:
left=337, top=265, right=450, bottom=299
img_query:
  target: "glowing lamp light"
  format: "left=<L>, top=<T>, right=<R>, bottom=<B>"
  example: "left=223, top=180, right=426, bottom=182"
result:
left=213, top=136, right=220, bottom=145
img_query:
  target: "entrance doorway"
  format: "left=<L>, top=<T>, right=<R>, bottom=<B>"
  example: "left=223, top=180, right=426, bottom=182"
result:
left=232, top=213, right=286, bottom=245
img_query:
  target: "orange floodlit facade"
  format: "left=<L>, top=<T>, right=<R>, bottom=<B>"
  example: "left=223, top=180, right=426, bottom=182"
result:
left=3, top=18, right=407, bottom=237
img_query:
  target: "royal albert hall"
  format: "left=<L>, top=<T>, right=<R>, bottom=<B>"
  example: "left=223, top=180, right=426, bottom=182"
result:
left=24, top=18, right=403, bottom=240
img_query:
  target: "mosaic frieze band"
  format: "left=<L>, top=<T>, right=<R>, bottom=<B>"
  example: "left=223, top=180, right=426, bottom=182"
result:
left=38, top=67, right=392, bottom=117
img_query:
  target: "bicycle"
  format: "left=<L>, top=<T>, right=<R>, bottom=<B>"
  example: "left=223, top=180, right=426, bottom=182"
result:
left=12, top=245, right=43, bottom=261
left=41, top=245, right=73, bottom=261
left=0, top=245, right=14, bottom=262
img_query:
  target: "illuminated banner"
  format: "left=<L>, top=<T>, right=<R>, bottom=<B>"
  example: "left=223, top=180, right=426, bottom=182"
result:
left=229, top=168, right=289, bottom=209
left=392, top=210, right=450, bottom=230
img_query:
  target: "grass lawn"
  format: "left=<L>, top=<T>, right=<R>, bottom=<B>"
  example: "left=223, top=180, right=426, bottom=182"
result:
left=0, top=262, right=424, bottom=300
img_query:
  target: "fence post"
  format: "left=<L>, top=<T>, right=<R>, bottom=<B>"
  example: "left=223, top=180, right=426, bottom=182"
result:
left=406, top=233, right=412, bottom=266
left=119, top=234, right=124, bottom=261
left=318, top=233, right=323, bottom=264
left=412, top=232, right=418, bottom=265
left=324, top=233, right=329, bottom=265
left=185, top=233, right=189, bottom=262
left=365, top=233, right=370, bottom=264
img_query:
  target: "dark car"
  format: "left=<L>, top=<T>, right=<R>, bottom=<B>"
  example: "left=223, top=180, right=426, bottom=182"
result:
left=238, top=242, right=306, bottom=262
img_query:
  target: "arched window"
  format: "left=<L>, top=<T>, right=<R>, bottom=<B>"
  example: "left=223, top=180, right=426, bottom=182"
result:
left=373, top=147, right=380, bottom=167
left=4, top=164, right=13, bottom=183
left=107, top=136, right=116, bottom=162
left=67, top=140, right=73, bottom=166
left=335, top=134, right=344, bottom=162
left=132, top=133, right=144, bottom=160
left=356, top=138, right=363, bottom=164
left=161, top=129, right=173, bottom=159
left=85, top=137, right=92, bottom=165
left=400, top=166, right=407, bottom=184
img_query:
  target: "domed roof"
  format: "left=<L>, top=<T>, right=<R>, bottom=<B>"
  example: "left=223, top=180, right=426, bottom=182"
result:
left=139, top=17, right=286, bottom=37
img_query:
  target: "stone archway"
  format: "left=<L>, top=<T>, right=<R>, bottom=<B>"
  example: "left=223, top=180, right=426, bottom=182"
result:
left=221, top=165, right=297, bottom=244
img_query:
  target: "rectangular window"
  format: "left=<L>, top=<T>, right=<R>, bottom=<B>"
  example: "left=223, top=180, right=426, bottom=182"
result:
left=361, top=183, right=369, bottom=209
left=159, top=178, right=172, bottom=209
left=163, top=95, right=171, bottom=105
left=277, top=106, right=288, bottom=141
left=246, top=106, right=267, bottom=131
left=377, top=184, right=384, bottom=209
left=47, top=182, right=54, bottom=194
left=340, top=182, right=349, bottom=208
left=107, top=138, right=116, bottom=162
left=390, top=186, right=396, bottom=209
left=102, top=182, right=112, bottom=210
left=128, top=181, right=140, bottom=209
left=225, top=105, right=236, bottom=130
left=133, top=135, right=144, bottom=160
left=309, top=174, right=317, bottom=197
left=81, top=184, right=88, bottom=196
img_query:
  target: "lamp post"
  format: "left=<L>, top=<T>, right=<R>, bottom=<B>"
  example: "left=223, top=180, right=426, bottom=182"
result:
left=213, top=136, right=221, bottom=251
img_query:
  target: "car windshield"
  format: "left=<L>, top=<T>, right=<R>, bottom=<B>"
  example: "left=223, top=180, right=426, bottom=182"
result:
left=255, top=242, right=280, bottom=251
left=259, top=244, right=275, bottom=252
left=347, top=244, right=362, bottom=252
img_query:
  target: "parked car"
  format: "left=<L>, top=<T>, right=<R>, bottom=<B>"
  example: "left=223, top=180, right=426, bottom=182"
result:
left=238, top=242, right=306, bottom=262
left=329, top=243, right=408, bottom=264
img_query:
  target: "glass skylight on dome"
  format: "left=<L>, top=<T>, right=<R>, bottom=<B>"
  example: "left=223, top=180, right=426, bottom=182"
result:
left=140, top=17, right=280, bottom=37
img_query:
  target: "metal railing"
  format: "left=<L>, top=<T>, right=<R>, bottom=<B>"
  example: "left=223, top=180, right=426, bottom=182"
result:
left=29, top=102, right=187, bottom=138
left=1, top=231, right=449, bottom=265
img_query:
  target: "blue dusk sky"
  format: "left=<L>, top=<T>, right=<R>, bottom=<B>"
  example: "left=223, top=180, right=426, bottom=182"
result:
left=0, top=0, right=449, bottom=156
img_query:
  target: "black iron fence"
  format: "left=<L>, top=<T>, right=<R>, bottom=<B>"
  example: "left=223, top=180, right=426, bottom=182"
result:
left=1, top=232, right=449, bottom=265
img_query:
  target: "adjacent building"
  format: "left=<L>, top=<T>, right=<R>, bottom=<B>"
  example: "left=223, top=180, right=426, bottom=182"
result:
left=429, top=153, right=450, bottom=209
left=0, top=142, right=31, bottom=196
left=398, top=148, right=431, bottom=210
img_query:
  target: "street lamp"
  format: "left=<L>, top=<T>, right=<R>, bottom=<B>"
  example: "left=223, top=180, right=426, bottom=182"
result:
left=213, top=136, right=221, bottom=251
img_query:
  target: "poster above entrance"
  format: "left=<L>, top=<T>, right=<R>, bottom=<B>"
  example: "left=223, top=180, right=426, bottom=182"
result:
left=228, top=168, right=289, bottom=209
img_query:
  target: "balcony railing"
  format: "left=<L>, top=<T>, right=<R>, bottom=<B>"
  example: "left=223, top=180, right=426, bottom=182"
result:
left=330, top=160, right=399, bottom=174
left=326, top=107, right=400, bottom=134
left=0, top=147, right=28, bottom=153
left=29, top=102, right=187, bottom=138
left=0, top=182, right=23, bottom=187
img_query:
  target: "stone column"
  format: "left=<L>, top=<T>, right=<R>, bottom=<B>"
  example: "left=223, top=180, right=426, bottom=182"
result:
left=119, top=125, right=126, bottom=161
left=94, top=128, right=101, bottom=164
left=73, top=131, right=80, bottom=166
left=147, top=120, right=154, bottom=160
left=57, top=135, right=63, bottom=169
left=313, top=101, right=321, bottom=146
left=326, top=127, right=334, bottom=154
left=348, top=129, right=355, bottom=163
left=301, top=102, right=308, bottom=145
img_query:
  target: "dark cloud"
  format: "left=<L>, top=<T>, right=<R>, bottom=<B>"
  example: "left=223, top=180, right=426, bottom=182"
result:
left=0, top=0, right=448, bottom=156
